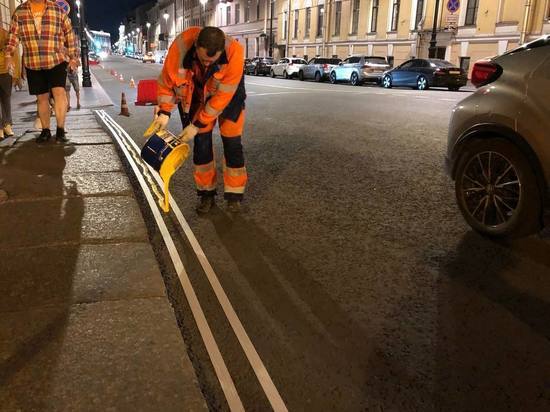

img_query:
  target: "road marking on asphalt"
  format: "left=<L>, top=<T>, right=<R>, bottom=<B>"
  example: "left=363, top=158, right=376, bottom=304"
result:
left=96, top=110, right=245, bottom=412
left=246, top=81, right=372, bottom=94
left=96, top=110, right=289, bottom=412
left=440, top=98, right=458, bottom=102
left=251, top=91, right=311, bottom=97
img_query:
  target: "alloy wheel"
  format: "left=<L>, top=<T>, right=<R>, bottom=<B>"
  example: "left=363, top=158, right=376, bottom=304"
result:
left=383, top=75, right=392, bottom=88
left=330, top=72, right=336, bottom=84
left=417, top=76, right=427, bottom=90
left=460, top=151, right=521, bottom=228
left=350, top=72, right=359, bottom=86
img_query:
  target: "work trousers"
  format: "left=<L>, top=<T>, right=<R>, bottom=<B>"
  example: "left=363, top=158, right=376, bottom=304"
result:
left=179, top=105, right=247, bottom=200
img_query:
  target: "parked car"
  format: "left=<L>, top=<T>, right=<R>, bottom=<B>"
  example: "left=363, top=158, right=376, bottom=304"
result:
left=270, top=57, right=307, bottom=79
left=142, top=51, right=155, bottom=63
left=381, top=58, right=467, bottom=91
left=298, top=57, right=342, bottom=82
left=329, top=55, right=389, bottom=86
left=446, top=35, right=550, bottom=238
left=245, top=57, right=275, bottom=76
left=88, top=52, right=100, bottom=65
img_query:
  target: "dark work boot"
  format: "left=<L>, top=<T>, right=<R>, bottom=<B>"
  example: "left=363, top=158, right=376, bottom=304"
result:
left=196, top=196, right=215, bottom=214
left=36, top=128, right=52, bottom=143
left=227, top=200, right=241, bottom=214
left=55, top=127, right=69, bottom=143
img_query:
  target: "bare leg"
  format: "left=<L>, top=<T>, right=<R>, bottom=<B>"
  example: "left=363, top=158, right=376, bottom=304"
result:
left=37, top=92, right=51, bottom=130
left=66, top=90, right=71, bottom=109
left=51, top=87, right=67, bottom=129
left=76, top=90, right=80, bottom=109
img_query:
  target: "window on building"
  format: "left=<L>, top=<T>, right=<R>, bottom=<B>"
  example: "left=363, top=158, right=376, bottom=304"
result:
left=390, top=0, right=400, bottom=32
left=305, top=7, right=311, bottom=36
left=227, top=6, right=231, bottom=25
left=283, top=11, right=287, bottom=39
left=351, top=0, right=360, bottom=35
left=257, top=0, right=261, bottom=20
left=236, top=3, right=240, bottom=24
left=333, top=1, right=341, bottom=36
left=465, top=0, right=479, bottom=26
left=294, top=9, right=299, bottom=38
left=415, top=0, right=425, bottom=29
left=245, top=1, right=250, bottom=22
left=370, top=0, right=379, bottom=32
left=317, top=5, right=324, bottom=37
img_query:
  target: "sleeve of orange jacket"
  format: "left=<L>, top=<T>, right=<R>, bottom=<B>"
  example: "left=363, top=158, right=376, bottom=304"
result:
left=193, top=42, right=244, bottom=128
left=157, top=38, right=180, bottom=114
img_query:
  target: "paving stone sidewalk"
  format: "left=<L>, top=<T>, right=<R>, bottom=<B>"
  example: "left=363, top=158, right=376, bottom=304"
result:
left=0, top=91, right=207, bottom=411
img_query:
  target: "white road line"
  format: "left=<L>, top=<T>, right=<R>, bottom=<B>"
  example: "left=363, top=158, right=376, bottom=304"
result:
left=95, top=110, right=245, bottom=412
left=246, top=81, right=373, bottom=94
left=97, top=111, right=289, bottom=412
left=250, top=91, right=311, bottom=97
left=440, top=98, right=458, bottom=102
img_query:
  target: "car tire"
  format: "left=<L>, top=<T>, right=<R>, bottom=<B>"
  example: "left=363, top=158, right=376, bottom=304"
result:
left=416, top=76, right=429, bottom=90
left=314, top=72, right=322, bottom=82
left=271, top=70, right=275, bottom=78
left=329, top=71, right=337, bottom=84
left=284, top=70, right=289, bottom=79
left=350, top=72, right=360, bottom=86
left=454, top=138, right=542, bottom=238
left=299, top=71, right=304, bottom=81
left=382, top=75, right=392, bottom=88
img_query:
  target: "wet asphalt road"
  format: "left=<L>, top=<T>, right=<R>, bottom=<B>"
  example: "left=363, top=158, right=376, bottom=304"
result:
left=92, top=56, right=550, bottom=411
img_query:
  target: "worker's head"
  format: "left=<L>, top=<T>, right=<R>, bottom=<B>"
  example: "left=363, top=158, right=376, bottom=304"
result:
left=196, top=27, right=225, bottom=67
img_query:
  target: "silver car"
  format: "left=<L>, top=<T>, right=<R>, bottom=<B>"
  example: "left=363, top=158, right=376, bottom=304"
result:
left=270, top=57, right=307, bottom=79
left=446, top=35, right=550, bottom=238
left=298, top=57, right=342, bottom=82
left=329, top=55, right=389, bottom=86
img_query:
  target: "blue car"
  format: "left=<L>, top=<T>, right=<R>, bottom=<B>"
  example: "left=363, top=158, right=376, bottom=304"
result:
left=381, top=58, right=468, bottom=91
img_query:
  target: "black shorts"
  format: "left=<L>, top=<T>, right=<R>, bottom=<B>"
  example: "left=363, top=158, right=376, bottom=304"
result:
left=26, top=62, right=68, bottom=96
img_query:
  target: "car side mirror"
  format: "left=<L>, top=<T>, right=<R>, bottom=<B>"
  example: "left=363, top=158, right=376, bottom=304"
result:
left=339, top=62, right=343, bottom=66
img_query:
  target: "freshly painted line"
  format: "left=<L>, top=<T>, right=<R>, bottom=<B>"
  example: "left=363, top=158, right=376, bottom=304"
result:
left=246, top=81, right=373, bottom=94
left=100, top=112, right=289, bottom=412
left=95, top=110, right=245, bottom=412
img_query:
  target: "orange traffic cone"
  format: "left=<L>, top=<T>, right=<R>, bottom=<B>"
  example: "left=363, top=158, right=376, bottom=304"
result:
left=129, top=77, right=136, bottom=88
left=119, top=74, right=124, bottom=82
left=119, top=92, right=130, bottom=117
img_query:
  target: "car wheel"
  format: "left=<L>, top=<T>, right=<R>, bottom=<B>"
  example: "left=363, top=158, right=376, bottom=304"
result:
left=329, top=71, right=337, bottom=84
left=416, top=76, right=428, bottom=90
left=283, top=70, right=289, bottom=79
left=271, top=70, right=275, bottom=78
left=314, top=72, right=322, bottom=82
left=299, top=71, right=304, bottom=81
left=350, top=72, right=360, bottom=86
left=454, top=138, right=542, bottom=238
left=382, top=75, right=392, bottom=88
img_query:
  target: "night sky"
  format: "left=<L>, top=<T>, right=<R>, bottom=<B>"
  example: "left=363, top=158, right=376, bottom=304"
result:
left=85, top=0, right=153, bottom=38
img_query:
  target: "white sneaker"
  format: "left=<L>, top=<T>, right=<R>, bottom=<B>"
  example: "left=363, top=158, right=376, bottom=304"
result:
left=3, top=124, right=13, bottom=137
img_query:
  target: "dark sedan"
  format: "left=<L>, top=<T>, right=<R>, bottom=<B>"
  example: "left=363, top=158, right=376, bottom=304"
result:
left=381, top=58, right=468, bottom=91
left=245, top=57, right=275, bottom=76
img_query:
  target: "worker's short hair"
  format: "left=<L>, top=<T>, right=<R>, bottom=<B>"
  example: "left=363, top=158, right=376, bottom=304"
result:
left=196, top=27, right=225, bottom=57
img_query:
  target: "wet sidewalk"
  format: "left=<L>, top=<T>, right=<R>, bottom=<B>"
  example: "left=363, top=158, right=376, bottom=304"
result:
left=0, top=78, right=207, bottom=410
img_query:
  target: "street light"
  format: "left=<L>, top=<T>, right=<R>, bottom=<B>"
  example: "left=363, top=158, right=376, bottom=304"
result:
left=145, top=22, right=151, bottom=52
left=77, top=0, right=92, bottom=87
left=428, top=0, right=441, bottom=58
left=200, top=0, right=207, bottom=26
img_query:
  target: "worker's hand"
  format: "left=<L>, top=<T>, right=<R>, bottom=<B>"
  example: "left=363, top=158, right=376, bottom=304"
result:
left=143, top=113, right=170, bottom=137
left=5, top=56, right=14, bottom=76
left=178, top=123, right=199, bottom=142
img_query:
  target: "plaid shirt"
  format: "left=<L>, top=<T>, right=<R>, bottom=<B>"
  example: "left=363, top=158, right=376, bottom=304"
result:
left=6, top=0, right=77, bottom=71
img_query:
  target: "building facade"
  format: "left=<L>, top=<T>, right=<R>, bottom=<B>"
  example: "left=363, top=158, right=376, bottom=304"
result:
left=275, top=0, right=550, bottom=72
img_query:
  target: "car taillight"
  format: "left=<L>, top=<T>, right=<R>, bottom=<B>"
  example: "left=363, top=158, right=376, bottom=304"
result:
left=323, top=64, right=328, bottom=69
left=434, top=68, right=445, bottom=75
left=471, top=61, right=502, bottom=87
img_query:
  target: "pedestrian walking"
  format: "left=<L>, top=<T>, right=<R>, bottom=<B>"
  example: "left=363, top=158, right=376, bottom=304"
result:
left=65, top=66, right=80, bottom=111
left=5, top=0, right=79, bottom=143
left=147, top=26, right=247, bottom=214
left=0, top=27, right=20, bottom=139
